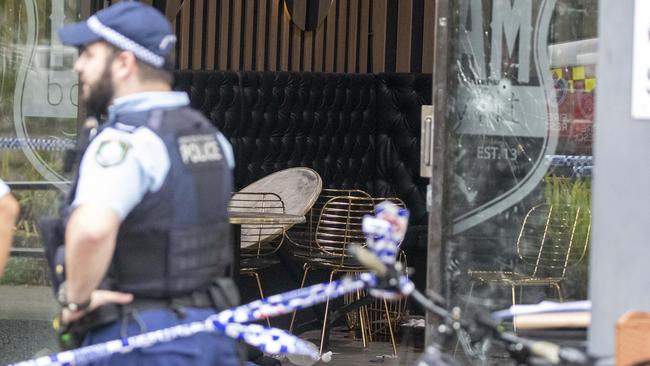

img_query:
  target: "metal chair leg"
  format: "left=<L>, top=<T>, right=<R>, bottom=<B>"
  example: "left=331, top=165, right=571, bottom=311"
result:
left=383, top=298, right=398, bottom=356
left=319, top=270, right=337, bottom=355
left=289, top=263, right=311, bottom=332
left=363, top=297, right=372, bottom=343
left=356, top=287, right=368, bottom=348
left=454, top=281, right=476, bottom=356
left=512, top=285, right=518, bottom=332
left=250, top=271, right=271, bottom=327
left=467, top=281, right=476, bottom=309
left=553, top=283, right=564, bottom=302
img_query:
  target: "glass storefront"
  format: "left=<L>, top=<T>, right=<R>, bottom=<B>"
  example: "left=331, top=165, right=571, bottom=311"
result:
left=0, top=0, right=599, bottom=363
left=1, top=0, right=81, bottom=362
left=441, top=0, right=596, bottom=324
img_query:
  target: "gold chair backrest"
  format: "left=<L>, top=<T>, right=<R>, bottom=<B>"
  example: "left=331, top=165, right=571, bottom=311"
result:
left=229, top=191, right=286, bottom=257
left=516, top=203, right=591, bottom=278
left=286, top=188, right=371, bottom=251
left=315, top=195, right=376, bottom=262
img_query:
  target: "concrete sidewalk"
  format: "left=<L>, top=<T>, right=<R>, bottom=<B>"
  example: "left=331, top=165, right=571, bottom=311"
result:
left=0, top=286, right=58, bottom=364
left=0, top=285, right=57, bottom=321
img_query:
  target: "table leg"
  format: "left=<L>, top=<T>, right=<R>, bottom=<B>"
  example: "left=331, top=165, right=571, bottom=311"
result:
left=231, top=224, right=241, bottom=288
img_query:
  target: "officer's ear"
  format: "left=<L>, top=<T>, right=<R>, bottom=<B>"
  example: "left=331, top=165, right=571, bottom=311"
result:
left=111, top=50, right=138, bottom=81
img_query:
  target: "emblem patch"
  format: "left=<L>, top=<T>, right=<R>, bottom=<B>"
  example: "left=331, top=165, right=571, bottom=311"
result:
left=95, top=139, right=131, bottom=167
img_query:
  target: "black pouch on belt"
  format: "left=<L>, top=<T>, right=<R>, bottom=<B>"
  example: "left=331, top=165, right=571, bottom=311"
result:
left=208, top=277, right=240, bottom=310
left=57, top=304, right=122, bottom=351
left=38, top=217, right=66, bottom=294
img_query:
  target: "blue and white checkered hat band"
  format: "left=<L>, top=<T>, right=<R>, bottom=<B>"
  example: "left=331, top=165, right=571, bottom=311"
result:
left=86, top=15, right=170, bottom=68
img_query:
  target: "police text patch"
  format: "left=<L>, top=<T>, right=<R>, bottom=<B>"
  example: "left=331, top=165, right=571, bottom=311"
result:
left=95, top=139, right=131, bottom=167
left=178, top=134, right=223, bottom=164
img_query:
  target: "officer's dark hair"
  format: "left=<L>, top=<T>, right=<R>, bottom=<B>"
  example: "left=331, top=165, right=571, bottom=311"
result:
left=104, top=43, right=175, bottom=85
left=135, top=53, right=175, bottom=85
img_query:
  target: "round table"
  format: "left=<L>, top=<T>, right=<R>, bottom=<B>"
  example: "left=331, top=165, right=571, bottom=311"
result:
left=232, top=167, right=322, bottom=246
left=229, top=168, right=321, bottom=284
left=238, top=167, right=322, bottom=217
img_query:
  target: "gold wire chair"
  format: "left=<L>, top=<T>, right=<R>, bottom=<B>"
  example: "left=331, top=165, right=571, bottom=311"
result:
left=229, top=191, right=286, bottom=323
left=467, top=203, right=591, bottom=305
left=287, top=191, right=406, bottom=355
left=285, top=188, right=372, bottom=254
left=286, top=189, right=372, bottom=332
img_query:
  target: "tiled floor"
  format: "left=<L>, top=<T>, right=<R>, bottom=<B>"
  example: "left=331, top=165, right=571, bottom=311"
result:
left=290, top=324, right=588, bottom=366
left=290, top=327, right=425, bottom=366
left=291, top=327, right=513, bottom=365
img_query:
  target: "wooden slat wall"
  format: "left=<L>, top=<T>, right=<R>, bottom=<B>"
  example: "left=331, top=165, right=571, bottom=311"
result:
left=372, top=0, right=388, bottom=73
left=105, top=0, right=435, bottom=73
left=243, top=0, right=256, bottom=70
left=205, top=1, right=218, bottom=70
left=421, top=0, right=436, bottom=73
left=396, top=0, right=413, bottom=71
left=191, top=0, right=204, bottom=70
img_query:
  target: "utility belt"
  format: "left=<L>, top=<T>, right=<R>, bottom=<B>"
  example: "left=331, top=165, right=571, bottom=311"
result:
left=56, top=278, right=239, bottom=350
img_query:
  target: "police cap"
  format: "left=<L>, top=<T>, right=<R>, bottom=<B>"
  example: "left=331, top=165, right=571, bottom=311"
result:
left=58, top=1, right=176, bottom=69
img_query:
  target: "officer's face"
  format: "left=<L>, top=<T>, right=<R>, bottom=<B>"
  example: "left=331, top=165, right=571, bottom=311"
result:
left=74, top=42, right=117, bottom=115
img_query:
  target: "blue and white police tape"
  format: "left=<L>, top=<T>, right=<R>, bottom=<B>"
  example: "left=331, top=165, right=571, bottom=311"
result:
left=0, top=137, right=75, bottom=152
left=9, top=315, right=320, bottom=366
left=362, top=202, right=414, bottom=299
left=545, top=154, right=592, bottom=167
left=8, top=273, right=417, bottom=366
left=362, top=217, right=397, bottom=264
left=363, top=201, right=409, bottom=265
left=369, top=274, right=415, bottom=301
left=10, top=204, right=414, bottom=365
left=374, top=201, right=409, bottom=244
left=217, top=273, right=375, bottom=323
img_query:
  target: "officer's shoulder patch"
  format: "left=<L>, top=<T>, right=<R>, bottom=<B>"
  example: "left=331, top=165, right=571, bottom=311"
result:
left=95, top=139, right=131, bottom=167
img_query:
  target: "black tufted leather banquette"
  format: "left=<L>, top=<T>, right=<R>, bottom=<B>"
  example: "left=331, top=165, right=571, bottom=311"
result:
left=173, top=70, right=432, bottom=254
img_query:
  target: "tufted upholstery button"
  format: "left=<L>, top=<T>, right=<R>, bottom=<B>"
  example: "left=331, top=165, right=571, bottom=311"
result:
left=233, top=71, right=379, bottom=192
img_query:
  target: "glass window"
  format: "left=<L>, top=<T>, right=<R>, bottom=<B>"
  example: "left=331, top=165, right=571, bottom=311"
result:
left=0, top=0, right=81, bottom=362
left=443, top=0, right=596, bottom=336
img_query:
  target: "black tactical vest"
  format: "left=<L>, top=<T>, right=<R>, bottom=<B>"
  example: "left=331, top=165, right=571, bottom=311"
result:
left=102, top=107, right=233, bottom=298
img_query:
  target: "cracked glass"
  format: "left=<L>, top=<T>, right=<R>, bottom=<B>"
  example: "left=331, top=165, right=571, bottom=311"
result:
left=443, top=0, right=596, bottom=341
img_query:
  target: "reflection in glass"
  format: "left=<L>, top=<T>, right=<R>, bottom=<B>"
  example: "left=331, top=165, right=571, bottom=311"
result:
left=445, top=0, right=596, bottom=318
left=1, top=0, right=80, bottom=270
left=1, top=0, right=80, bottom=183
left=0, top=1, right=81, bottom=363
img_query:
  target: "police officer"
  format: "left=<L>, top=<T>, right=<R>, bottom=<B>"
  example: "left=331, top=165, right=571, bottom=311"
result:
left=0, top=179, right=19, bottom=277
left=56, top=2, right=241, bottom=364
